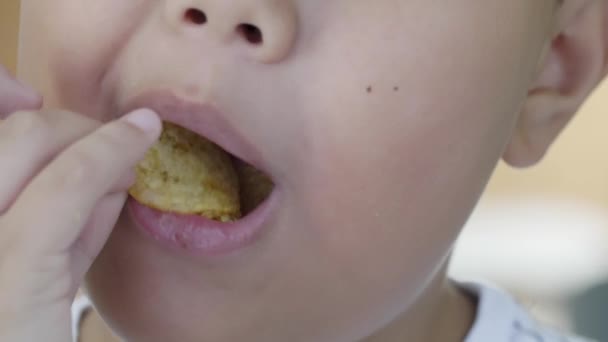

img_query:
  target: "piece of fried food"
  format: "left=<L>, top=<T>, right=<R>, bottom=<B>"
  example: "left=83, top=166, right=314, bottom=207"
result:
left=234, top=160, right=274, bottom=215
left=129, top=122, right=241, bottom=222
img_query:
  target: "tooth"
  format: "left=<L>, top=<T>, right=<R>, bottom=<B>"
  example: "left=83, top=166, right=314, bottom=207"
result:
left=129, top=122, right=241, bottom=220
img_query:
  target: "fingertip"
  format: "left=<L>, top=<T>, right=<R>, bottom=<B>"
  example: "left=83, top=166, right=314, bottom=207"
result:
left=0, top=80, right=43, bottom=117
left=19, top=92, right=44, bottom=111
left=123, top=108, right=162, bottom=137
left=6, top=74, right=42, bottom=104
left=14, top=78, right=41, bottom=101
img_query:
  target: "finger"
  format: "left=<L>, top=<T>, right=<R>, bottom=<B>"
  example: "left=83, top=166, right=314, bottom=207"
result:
left=0, top=111, right=100, bottom=213
left=0, top=66, right=42, bottom=116
left=5, top=109, right=161, bottom=254
left=70, top=192, right=128, bottom=284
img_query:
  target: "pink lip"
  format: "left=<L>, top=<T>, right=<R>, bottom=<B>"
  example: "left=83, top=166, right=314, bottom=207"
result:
left=121, top=90, right=279, bottom=256
left=127, top=189, right=279, bottom=256
left=122, top=90, right=268, bottom=174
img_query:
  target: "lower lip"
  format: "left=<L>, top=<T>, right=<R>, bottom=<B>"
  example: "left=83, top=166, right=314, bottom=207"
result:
left=127, top=189, right=279, bottom=257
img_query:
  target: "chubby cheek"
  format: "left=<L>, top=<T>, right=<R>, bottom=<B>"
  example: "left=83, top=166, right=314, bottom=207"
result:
left=290, top=1, right=543, bottom=298
left=18, top=0, right=147, bottom=118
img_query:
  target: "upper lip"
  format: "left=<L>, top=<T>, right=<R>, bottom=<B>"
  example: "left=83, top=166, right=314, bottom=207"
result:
left=122, top=90, right=268, bottom=175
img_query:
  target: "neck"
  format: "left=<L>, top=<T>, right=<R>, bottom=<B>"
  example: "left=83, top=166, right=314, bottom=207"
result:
left=364, top=264, right=477, bottom=342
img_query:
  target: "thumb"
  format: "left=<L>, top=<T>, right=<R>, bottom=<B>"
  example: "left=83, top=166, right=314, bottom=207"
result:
left=70, top=192, right=128, bottom=282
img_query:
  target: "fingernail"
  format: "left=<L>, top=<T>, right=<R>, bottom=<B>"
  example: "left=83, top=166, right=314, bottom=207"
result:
left=124, top=109, right=161, bottom=133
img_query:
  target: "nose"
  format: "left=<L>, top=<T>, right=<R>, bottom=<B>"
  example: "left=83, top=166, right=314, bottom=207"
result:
left=164, top=0, right=298, bottom=63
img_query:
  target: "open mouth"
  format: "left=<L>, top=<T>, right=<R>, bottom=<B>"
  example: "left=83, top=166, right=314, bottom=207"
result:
left=128, top=122, right=274, bottom=222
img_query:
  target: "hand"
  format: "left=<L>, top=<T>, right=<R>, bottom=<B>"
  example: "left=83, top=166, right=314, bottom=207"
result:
left=0, top=64, right=41, bottom=116
left=0, top=66, right=161, bottom=341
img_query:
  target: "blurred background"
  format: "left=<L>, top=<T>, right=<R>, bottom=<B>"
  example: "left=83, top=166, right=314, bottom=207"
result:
left=2, top=2, right=608, bottom=340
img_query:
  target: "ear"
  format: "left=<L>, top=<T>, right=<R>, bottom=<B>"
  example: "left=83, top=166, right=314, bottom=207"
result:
left=503, top=1, right=608, bottom=168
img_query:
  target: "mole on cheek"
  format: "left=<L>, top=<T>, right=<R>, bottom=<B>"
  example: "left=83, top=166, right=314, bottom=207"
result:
left=365, top=85, right=400, bottom=94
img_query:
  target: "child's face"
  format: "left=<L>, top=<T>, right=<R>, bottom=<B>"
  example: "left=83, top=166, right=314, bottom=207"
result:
left=19, top=1, right=555, bottom=340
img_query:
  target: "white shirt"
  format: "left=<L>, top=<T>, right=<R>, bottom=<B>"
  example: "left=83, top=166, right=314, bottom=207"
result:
left=71, top=295, right=92, bottom=342
left=71, top=283, right=596, bottom=342
left=462, top=282, right=596, bottom=342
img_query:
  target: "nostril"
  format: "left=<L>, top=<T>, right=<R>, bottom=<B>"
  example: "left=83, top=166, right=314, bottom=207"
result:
left=184, top=8, right=207, bottom=25
left=237, top=23, right=263, bottom=45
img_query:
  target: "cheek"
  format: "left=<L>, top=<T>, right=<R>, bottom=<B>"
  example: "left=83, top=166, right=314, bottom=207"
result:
left=293, top=1, right=544, bottom=286
left=18, top=0, right=147, bottom=118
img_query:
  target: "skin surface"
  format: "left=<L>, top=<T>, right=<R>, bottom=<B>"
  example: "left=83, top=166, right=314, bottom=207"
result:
left=1, top=0, right=605, bottom=341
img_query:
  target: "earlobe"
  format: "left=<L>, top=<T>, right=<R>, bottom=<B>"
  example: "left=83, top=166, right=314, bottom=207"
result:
left=503, top=91, right=572, bottom=168
left=503, top=0, right=608, bottom=168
